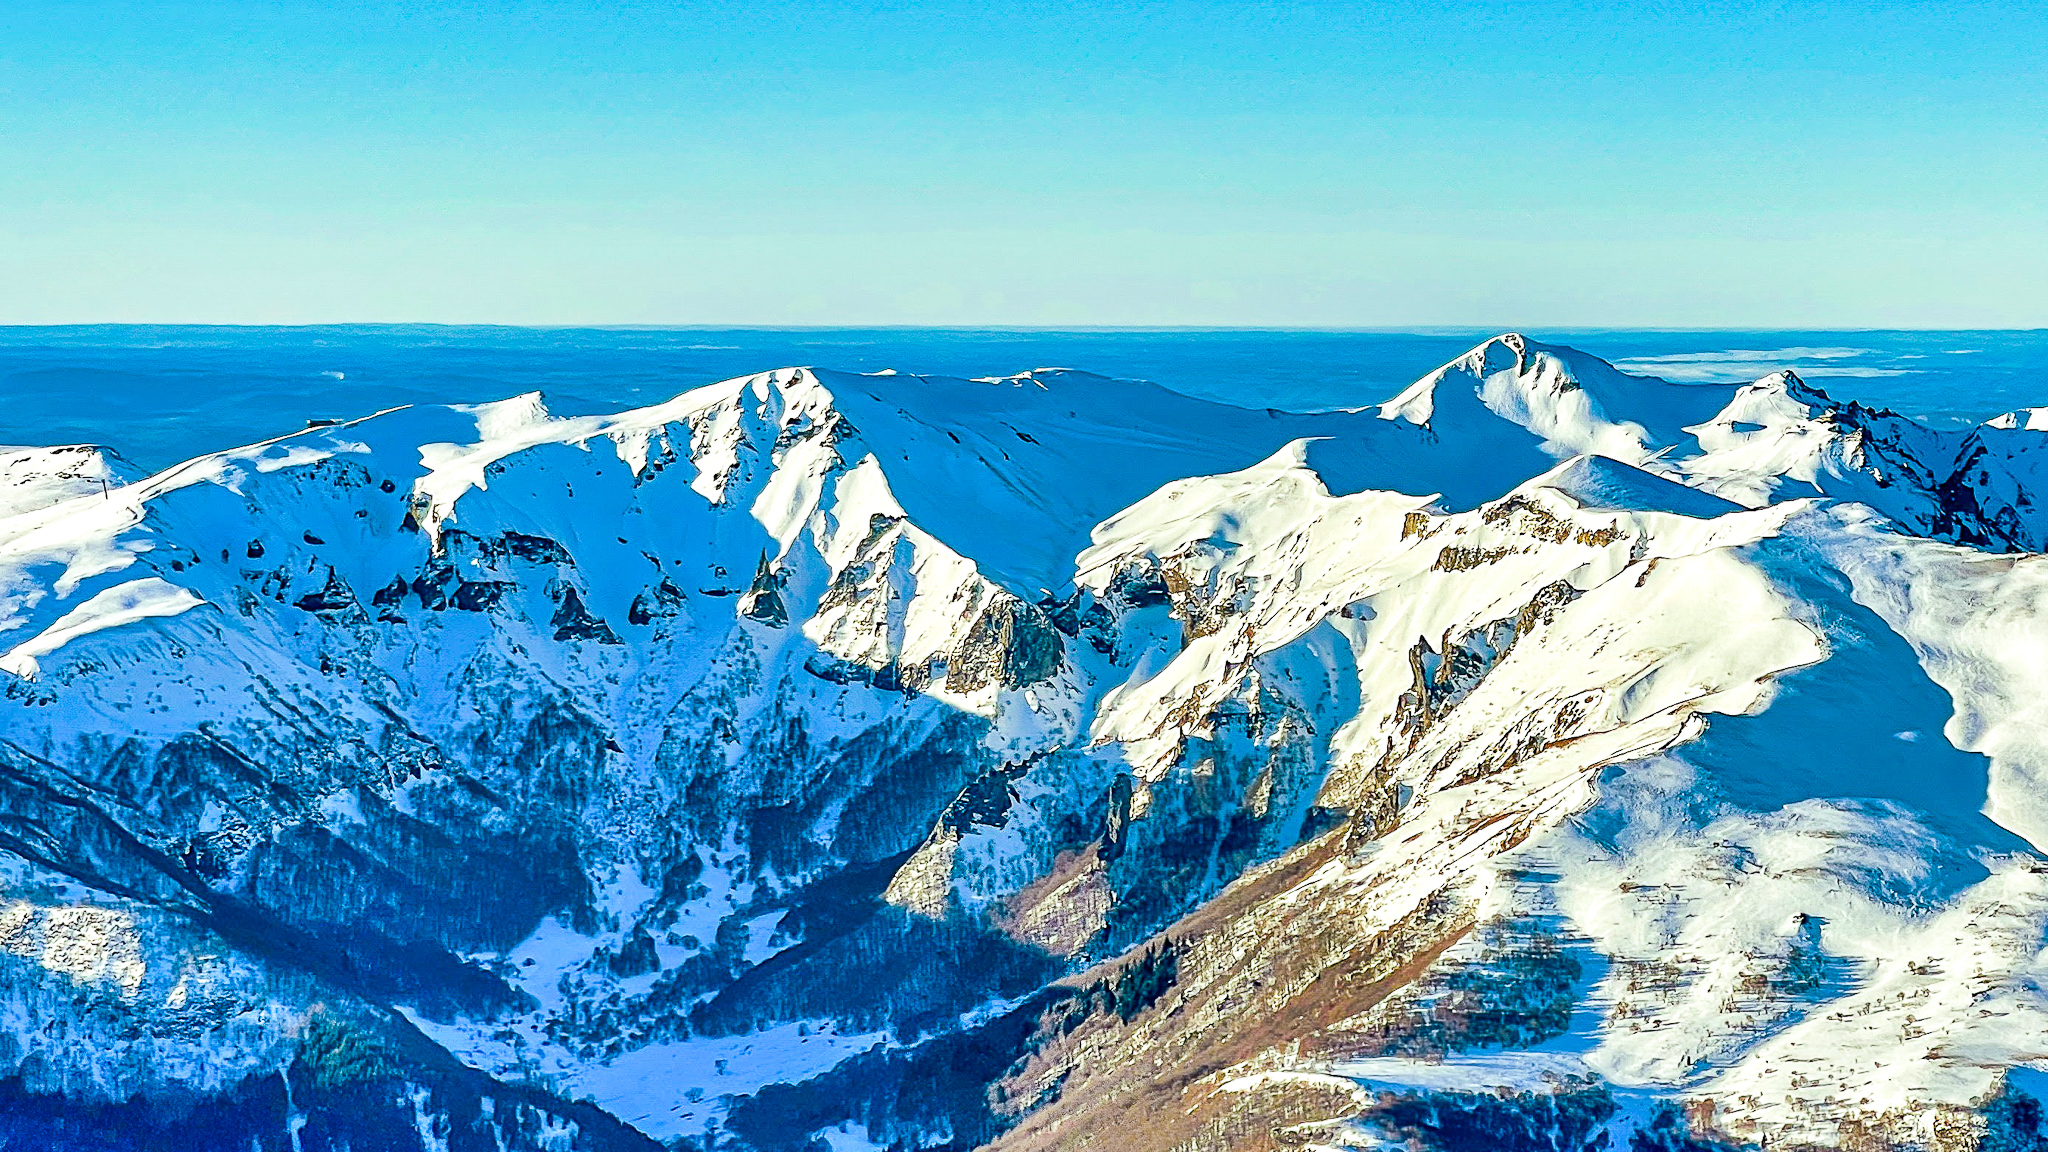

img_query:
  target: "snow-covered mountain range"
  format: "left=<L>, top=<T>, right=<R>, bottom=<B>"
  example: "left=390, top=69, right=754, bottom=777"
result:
left=5, top=333, right=2048, bottom=1150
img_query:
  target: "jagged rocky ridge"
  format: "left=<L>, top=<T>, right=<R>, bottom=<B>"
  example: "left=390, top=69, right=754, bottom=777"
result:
left=4, top=337, right=2048, bottom=1149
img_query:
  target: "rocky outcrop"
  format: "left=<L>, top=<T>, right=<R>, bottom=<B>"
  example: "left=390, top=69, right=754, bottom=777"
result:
left=948, top=596, right=1064, bottom=692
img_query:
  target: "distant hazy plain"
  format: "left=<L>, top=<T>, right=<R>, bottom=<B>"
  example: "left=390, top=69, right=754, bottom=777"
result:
left=1, top=327, right=2042, bottom=470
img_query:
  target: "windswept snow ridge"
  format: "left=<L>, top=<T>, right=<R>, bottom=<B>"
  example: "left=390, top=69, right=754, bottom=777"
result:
left=1, top=338, right=2047, bottom=1151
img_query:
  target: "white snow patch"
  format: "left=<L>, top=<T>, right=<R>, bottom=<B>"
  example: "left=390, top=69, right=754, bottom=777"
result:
left=0, top=577, right=202, bottom=678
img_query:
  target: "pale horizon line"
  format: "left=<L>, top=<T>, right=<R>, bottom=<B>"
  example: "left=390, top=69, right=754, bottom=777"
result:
left=1, top=322, right=2042, bottom=335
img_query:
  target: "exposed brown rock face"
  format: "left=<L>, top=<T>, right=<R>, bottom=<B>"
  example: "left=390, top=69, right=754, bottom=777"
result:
left=984, top=839, right=1480, bottom=1152
left=949, top=596, right=1065, bottom=692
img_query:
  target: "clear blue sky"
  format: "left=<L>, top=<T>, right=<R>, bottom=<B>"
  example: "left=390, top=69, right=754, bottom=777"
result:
left=1, top=1, right=2041, bottom=326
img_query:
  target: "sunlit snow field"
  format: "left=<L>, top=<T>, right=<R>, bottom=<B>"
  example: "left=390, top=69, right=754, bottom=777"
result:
left=1, top=326, right=2043, bottom=469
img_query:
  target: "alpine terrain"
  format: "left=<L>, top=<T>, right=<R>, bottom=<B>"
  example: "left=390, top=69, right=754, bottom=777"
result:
left=8, top=333, right=2048, bottom=1152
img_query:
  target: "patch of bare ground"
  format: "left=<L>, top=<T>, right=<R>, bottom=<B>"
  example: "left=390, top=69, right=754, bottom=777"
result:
left=995, top=844, right=1112, bottom=959
left=985, top=831, right=1476, bottom=1152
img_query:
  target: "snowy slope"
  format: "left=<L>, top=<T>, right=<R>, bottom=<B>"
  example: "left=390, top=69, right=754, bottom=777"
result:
left=3, top=338, right=2048, bottom=1151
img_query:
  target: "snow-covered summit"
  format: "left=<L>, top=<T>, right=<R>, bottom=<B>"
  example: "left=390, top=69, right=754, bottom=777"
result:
left=1374, top=333, right=2048, bottom=557
left=0, top=443, right=137, bottom=518
left=1377, top=331, right=1735, bottom=466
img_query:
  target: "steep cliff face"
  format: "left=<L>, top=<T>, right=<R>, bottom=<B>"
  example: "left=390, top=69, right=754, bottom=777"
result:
left=4, top=339, right=2048, bottom=1150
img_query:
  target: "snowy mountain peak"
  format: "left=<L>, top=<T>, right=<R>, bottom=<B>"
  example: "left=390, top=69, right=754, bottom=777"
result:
left=1375, top=332, right=1736, bottom=470
left=0, top=443, right=138, bottom=520
left=1985, top=406, right=2048, bottom=432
